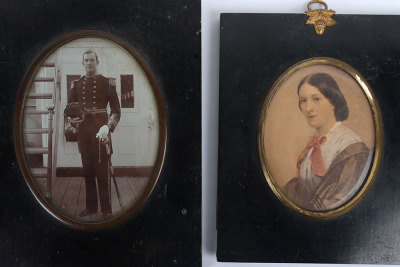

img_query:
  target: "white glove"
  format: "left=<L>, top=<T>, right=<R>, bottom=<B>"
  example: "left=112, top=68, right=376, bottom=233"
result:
left=96, top=125, right=109, bottom=141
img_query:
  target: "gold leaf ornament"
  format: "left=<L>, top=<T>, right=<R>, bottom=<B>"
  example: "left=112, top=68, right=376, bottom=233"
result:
left=305, top=0, right=336, bottom=35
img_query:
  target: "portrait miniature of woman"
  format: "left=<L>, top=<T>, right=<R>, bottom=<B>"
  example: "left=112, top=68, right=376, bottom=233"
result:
left=283, top=73, right=370, bottom=211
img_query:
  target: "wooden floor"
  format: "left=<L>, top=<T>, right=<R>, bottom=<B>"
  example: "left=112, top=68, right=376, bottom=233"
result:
left=35, top=176, right=149, bottom=222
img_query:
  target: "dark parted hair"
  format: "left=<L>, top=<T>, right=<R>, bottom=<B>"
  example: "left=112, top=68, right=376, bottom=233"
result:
left=297, top=73, right=349, bottom=121
left=82, top=49, right=99, bottom=63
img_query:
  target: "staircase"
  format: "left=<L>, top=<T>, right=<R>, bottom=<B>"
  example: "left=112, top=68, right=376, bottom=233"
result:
left=23, top=60, right=60, bottom=199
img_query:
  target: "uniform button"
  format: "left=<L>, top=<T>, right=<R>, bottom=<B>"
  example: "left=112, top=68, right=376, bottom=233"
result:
left=93, top=96, right=96, bottom=99
left=93, top=107, right=96, bottom=109
left=83, top=87, right=85, bottom=89
left=94, top=86, right=96, bottom=88
left=83, top=97, right=85, bottom=99
left=93, top=91, right=96, bottom=93
left=82, top=92, right=85, bottom=94
left=94, top=81, right=96, bottom=84
left=83, top=102, right=86, bottom=104
left=93, top=101, right=96, bottom=104
left=83, top=82, right=86, bottom=84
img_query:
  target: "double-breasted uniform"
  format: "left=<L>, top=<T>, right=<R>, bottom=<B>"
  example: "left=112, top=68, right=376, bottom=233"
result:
left=68, top=74, right=121, bottom=214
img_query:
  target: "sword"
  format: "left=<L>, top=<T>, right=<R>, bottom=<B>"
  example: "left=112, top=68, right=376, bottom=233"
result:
left=98, top=137, right=124, bottom=210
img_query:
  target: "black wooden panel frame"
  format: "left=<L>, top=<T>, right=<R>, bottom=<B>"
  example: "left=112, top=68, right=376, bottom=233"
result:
left=218, top=13, right=400, bottom=264
left=0, top=1, right=201, bottom=266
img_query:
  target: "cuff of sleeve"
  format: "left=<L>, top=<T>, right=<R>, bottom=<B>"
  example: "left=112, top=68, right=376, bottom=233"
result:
left=106, top=123, right=113, bottom=132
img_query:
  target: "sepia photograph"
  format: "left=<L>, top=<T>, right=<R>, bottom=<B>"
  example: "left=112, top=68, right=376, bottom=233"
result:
left=17, top=33, right=166, bottom=228
left=259, top=58, right=382, bottom=218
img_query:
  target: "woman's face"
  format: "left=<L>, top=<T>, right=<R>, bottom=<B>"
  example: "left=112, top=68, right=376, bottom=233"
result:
left=298, top=83, right=336, bottom=133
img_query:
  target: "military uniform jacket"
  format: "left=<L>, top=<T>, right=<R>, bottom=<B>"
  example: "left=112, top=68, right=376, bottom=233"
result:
left=68, top=74, right=121, bottom=153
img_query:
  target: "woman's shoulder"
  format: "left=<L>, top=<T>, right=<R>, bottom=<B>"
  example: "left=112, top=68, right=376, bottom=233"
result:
left=330, top=124, right=361, bottom=142
left=323, top=124, right=367, bottom=159
left=327, top=124, right=362, bottom=148
left=328, top=125, right=370, bottom=165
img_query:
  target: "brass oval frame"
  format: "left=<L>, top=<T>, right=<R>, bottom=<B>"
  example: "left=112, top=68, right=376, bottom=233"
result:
left=14, top=30, right=167, bottom=230
left=258, top=57, right=382, bottom=219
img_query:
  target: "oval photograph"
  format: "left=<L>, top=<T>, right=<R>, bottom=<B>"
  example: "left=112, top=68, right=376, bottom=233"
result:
left=15, top=32, right=166, bottom=229
left=258, top=58, right=382, bottom=219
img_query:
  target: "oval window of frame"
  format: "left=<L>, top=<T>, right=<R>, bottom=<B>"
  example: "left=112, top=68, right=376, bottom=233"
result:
left=14, top=31, right=166, bottom=229
left=258, top=57, right=382, bottom=219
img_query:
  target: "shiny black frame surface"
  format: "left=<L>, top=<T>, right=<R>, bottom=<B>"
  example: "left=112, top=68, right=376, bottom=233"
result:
left=0, top=1, right=201, bottom=266
left=218, top=13, right=400, bottom=264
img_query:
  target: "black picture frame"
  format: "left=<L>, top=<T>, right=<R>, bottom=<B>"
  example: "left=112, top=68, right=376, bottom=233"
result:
left=218, top=13, right=400, bottom=264
left=1, top=1, right=201, bottom=266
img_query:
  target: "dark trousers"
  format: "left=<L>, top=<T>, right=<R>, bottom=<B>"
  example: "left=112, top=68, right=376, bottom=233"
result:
left=78, top=118, right=111, bottom=214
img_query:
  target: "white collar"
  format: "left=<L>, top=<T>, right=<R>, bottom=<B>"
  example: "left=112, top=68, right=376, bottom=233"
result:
left=324, top=121, right=341, bottom=138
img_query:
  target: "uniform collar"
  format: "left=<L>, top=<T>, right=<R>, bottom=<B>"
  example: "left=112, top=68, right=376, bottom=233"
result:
left=85, top=73, right=101, bottom=78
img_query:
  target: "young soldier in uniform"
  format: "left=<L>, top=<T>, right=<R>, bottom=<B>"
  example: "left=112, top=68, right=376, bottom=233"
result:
left=67, top=49, right=121, bottom=219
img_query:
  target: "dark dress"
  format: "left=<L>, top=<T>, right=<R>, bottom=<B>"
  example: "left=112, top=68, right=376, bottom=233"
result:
left=284, top=142, right=370, bottom=211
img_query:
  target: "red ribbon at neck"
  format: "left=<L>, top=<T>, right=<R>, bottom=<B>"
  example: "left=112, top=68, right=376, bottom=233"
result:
left=297, top=136, right=327, bottom=183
